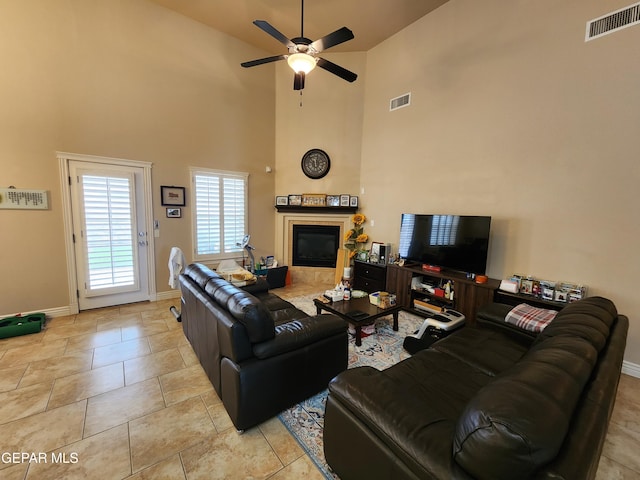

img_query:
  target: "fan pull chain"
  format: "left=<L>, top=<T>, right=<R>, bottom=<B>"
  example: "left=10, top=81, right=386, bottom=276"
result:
left=299, top=90, right=303, bottom=107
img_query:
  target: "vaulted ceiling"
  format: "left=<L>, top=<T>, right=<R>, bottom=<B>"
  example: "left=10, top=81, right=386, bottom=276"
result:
left=148, top=0, right=450, bottom=54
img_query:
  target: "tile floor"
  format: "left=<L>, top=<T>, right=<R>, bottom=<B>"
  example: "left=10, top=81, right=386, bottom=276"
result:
left=0, top=283, right=638, bottom=479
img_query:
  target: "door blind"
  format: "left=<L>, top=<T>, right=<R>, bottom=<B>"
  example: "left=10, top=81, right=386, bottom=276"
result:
left=82, top=175, right=136, bottom=290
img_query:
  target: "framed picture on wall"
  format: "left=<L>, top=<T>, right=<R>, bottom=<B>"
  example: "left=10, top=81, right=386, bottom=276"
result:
left=350, top=196, right=359, bottom=207
left=276, top=196, right=288, bottom=206
left=161, top=186, right=186, bottom=206
left=340, top=194, right=350, bottom=207
left=166, top=208, right=181, bottom=218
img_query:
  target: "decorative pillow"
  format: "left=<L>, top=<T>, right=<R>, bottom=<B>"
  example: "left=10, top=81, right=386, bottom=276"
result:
left=505, top=303, right=557, bottom=333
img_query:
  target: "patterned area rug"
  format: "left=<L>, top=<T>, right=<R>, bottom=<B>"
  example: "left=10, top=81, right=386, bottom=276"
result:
left=278, top=293, right=424, bottom=479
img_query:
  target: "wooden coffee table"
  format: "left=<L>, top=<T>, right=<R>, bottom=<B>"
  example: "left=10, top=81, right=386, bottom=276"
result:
left=313, top=296, right=401, bottom=346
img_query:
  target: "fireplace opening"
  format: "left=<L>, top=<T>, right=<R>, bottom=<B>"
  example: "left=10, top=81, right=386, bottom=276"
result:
left=292, top=224, right=340, bottom=268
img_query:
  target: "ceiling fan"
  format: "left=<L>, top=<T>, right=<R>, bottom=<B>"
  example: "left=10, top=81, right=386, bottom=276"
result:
left=240, top=0, right=358, bottom=91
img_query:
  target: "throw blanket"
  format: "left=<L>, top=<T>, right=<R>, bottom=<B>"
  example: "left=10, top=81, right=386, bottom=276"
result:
left=216, top=259, right=256, bottom=287
left=168, top=247, right=186, bottom=289
left=505, top=303, right=558, bottom=333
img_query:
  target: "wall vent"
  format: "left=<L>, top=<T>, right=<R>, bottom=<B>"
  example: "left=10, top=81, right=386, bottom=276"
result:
left=390, top=93, right=411, bottom=111
left=586, top=2, right=640, bottom=41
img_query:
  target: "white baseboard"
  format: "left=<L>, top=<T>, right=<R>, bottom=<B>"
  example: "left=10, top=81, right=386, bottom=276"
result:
left=2, top=291, right=181, bottom=320
left=622, top=361, right=640, bottom=378
left=0, top=306, right=75, bottom=319
left=156, top=290, right=181, bottom=302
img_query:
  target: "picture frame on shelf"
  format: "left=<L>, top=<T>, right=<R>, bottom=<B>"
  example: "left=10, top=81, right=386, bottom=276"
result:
left=340, top=194, right=350, bottom=207
left=302, top=193, right=326, bottom=206
left=166, top=207, right=181, bottom=218
left=554, top=289, right=568, bottom=303
left=275, top=196, right=288, bottom=206
left=326, top=195, right=340, bottom=207
left=520, top=278, right=534, bottom=295
left=288, top=194, right=302, bottom=206
left=540, top=281, right=556, bottom=301
left=161, top=186, right=186, bottom=206
left=350, top=196, right=359, bottom=207
left=369, top=241, right=384, bottom=263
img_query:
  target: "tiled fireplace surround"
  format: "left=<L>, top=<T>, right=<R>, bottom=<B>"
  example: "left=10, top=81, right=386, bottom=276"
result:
left=275, top=212, right=352, bottom=286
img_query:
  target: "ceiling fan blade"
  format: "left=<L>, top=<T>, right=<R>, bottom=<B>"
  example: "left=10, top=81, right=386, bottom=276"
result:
left=253, top=20, right=295, bottom=49
left=316, top=57, right=358, bottom=83
left=241, top=55, right=287, bottom=68
left=309, top=27, right=354, bottom=53
left=294, top=72, right=306, bottom=91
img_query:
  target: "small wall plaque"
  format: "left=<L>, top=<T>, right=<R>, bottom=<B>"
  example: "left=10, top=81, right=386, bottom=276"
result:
left=0, top=188, right=49, bottom=210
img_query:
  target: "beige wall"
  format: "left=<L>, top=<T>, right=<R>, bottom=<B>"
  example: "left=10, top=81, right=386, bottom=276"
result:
left=1, top=0, right=638, bottom=367
left=0, top=0, right=276, bottom=314
left=274, top=52, right=366, bottom=197
left=358, top=0, right=640, bottom=363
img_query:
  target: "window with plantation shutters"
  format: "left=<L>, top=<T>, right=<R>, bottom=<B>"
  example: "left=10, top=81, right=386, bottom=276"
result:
left=191, top=168, right=248, bottom=259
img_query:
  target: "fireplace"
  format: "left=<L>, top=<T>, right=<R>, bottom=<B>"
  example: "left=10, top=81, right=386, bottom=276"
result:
left=276, top=212, right=351, bottom=285
left=292, top=224, right=340, bottom=268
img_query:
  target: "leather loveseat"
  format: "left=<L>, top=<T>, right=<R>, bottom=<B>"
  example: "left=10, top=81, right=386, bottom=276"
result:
left=179, top=263, right=348, bottom=431
left=323, top=296, right=628, bottom=480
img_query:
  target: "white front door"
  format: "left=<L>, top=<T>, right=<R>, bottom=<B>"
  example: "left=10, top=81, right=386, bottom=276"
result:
left=69, top=160, right=150, bottom=310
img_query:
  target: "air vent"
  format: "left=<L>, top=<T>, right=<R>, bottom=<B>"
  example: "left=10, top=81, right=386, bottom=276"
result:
left=390, top=93, right=411, bottom=111
left=586, top=2, right=640, bottom=41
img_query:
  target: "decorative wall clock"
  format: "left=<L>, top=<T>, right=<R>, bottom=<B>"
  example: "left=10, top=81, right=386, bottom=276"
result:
left=301, top=149, right=331, bottom=179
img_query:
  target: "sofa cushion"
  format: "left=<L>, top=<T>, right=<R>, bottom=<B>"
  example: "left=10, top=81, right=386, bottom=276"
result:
left=258, top=294, right=297, bottom=312
left=453, top=320, right=602, bottom=479
left=253, top=315, right=346, bottom=359
left=431, top=326, right=529, bottom=377
left=252, top=293, right=309, bottom=325
left=533, top=296, right=616, bottom=352
left=184, top=263, right=221, bottom=289
left=205, top=279, right=275, bottom=343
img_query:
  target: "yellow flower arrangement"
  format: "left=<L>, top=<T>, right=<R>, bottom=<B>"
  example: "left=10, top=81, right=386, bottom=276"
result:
left=344, top=213, right=369, bottom=264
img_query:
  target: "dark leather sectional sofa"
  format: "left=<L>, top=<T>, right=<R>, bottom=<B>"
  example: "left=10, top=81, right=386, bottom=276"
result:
left=323, top=296, right=628, bottom=480
left=179, top=263, right=348, bottom=431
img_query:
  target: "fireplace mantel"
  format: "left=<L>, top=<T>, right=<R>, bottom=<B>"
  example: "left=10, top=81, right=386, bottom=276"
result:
left=275, top=205, right=357, bottom=214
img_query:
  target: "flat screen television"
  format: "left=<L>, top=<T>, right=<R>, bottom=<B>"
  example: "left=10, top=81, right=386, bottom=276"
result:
left=398, top=214, right=491, bottom=274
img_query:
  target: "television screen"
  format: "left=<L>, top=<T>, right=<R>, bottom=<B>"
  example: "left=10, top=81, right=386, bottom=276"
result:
left=398, top=214, right=491, bottom=274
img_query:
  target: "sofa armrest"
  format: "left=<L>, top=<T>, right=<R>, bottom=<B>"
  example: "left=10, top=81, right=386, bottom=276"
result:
left=240, top=277, right=270, bottom=295
left=252, top=314, right=346, bottom=359
left=476, top=302, right=536, bottom=345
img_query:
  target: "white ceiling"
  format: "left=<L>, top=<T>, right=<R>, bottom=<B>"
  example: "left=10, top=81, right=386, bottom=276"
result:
left=148, top=0, right=450, bottom=54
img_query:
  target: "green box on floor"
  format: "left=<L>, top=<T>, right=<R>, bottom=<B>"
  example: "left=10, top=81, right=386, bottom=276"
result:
left=0, top=313, right=45, bottom=339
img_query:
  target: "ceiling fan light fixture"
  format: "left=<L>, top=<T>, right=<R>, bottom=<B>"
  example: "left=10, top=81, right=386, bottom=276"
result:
left=287, top=53, right=317, bottom=74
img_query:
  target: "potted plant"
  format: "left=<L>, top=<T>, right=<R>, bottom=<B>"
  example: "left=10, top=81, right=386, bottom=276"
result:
left=344, top=213, right=369, bottom=267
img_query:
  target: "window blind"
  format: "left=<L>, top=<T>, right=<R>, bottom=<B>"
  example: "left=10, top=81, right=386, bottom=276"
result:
left=192, top=169, right=248, bottom=258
